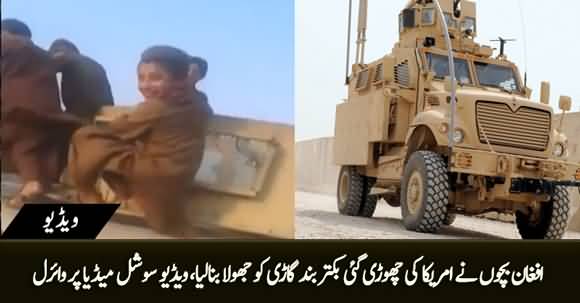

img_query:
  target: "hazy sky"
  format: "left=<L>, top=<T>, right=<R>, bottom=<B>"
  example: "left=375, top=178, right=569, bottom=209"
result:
left=2, top=0, right=294, bottom=125
left=296, top=0, right=580, bottom=141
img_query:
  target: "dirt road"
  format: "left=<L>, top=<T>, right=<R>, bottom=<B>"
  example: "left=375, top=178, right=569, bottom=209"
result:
left=295, top=191, right=580, bottom=239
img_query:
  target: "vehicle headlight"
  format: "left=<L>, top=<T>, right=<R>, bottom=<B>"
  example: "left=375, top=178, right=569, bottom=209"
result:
left=453, top=129, right=465, bottom=144
left=553, top=143, right=565, bottom=157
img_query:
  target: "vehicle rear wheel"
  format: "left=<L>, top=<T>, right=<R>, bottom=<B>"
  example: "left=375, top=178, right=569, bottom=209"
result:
left=515, top=187, right=570, bottom=239
left=337, top=166, right=377, bottom=218
left=400, top=151, right=449, bottom=233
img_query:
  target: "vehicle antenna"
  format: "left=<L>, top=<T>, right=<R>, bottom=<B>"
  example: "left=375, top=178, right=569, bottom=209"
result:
left=491, top=37, right=516, bottom=59
left=345, top=0, right=353, bottom=85
left=518, top=0, right=529, bottom=88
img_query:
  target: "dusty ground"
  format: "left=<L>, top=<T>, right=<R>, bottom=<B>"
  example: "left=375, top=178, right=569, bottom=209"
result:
left=295, top=191, right=580, bottom=239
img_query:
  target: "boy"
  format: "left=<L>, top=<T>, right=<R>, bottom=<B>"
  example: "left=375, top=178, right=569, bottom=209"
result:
left=68, top=45, right=213, bottom=233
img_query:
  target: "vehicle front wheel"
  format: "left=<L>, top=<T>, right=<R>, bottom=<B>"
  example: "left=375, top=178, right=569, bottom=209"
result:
left=515, top=187, right=570, bottom=240
left=400, top=151, right=449, bottom=233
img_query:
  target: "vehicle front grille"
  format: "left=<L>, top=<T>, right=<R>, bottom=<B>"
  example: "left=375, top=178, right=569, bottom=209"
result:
left=476, top=101, right=551, bottom=151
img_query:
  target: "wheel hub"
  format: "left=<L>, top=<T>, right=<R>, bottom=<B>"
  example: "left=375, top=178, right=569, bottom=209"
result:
left=339, top=171, right=349, bottom=206
left=407, top=171, right=423, bottom=215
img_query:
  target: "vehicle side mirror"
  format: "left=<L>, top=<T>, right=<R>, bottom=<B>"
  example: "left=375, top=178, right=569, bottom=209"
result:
left=524, top=87, right=532, bottom=98
left=559, top=95, right=572, bottom=112
left=557, top=95, right=572, bottom=132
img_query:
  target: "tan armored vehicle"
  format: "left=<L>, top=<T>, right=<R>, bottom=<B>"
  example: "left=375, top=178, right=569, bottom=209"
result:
left=334, top=0, right=580, bottom=239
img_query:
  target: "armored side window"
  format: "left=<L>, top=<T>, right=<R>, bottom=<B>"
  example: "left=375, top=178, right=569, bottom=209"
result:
left=356, top=69, right=370, bottom=90
left=443, top=13, right=457, bottom=29
left=402, top=9, right=416, bottom=29
left=461, top=17, right=476, bottom=33
left=422, top=8, right=435, bottom=25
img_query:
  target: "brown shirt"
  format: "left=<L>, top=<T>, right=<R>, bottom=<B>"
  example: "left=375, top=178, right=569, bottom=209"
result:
left=1, top=33, right=83, bottom=183
left=1, top=33, right=62, bottom=115
left=68, top=93, right=213, bottom=194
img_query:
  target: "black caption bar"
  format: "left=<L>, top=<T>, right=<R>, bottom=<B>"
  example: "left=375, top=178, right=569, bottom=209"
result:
left=0, top=240, right=579, bottom=300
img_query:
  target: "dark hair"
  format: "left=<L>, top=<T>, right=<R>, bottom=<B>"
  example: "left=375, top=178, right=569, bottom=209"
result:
left=140, top=45, right=191, bottom=80
left=190, top=56, right=208, bottom=79
left=1, top=18, right=32, bottom=39
left=49, top=38, right=80, bottom=54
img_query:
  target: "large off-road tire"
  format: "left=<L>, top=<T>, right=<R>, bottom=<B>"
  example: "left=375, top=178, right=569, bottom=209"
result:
left=337, top=166, right=378, bottom=218
left=400, top=151, right=449, bottom=233
left=515, top=187, right=570, bottom=239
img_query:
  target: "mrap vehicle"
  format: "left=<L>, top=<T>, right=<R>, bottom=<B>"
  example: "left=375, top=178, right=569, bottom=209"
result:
left=334, top=0, right=580, bottom=239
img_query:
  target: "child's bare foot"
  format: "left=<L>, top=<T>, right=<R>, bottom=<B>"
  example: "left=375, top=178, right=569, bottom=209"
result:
left=8, top=181, right=46, bottom=207
left=7, top=194, right=25, bottom=208
left=21, top=180, right=45, bottom=196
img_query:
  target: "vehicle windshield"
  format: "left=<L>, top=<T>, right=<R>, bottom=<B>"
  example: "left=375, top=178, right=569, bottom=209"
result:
left=475, top=61, right=520, bottom=92
left=426, top=53, right=472, bottom=85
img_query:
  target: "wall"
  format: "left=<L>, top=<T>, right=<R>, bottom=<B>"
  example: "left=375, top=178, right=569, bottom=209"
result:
left=560, top=112, right=580, bottom=231
left=295, top=137, right=339, bottom=195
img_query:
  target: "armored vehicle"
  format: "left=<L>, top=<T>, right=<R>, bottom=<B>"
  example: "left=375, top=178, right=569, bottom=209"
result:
left=334, top=0, right=580, bottom=239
